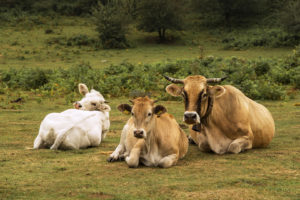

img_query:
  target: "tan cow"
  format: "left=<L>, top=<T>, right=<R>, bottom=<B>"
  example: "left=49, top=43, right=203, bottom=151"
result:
left=107, top=97, right=188, bottom=168
left=164, top=75, right=275, bottom=154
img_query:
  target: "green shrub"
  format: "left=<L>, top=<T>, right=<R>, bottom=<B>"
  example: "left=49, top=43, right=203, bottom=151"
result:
left=1, top=49, right=299, bottom=100
left=47, top=35, right=98, bottom=47
left=222, top=29, right=300, bottom=50
left=93, top=0, right=130, bottom=49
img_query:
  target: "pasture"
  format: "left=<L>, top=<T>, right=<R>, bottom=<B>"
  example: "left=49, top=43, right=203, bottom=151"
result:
left=0, top=94, right=299, bottom=199
left=0, top=11, right=299, bottom=200
left=0, top=16, right=293, bottom=70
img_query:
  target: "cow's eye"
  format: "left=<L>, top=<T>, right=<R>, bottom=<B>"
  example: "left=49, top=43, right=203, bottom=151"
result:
left=91, top=103, right=97, bottom=106
left=78, top=105, right=82, bottom=108
left=148, top=112, right=152, bottom=117
left=131, top=112, right=134, bottom=116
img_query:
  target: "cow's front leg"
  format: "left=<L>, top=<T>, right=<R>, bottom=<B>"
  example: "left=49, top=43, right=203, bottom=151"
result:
left=197, top=132, right=211, bottom=152
left=107, top=144, right=125, bottom=162
left=125, top=140, right=145, bottom=168
left=33, top=135, right=44, bottom=149
left=227, top=135, right=253, bottom=154
left=158, top=154, right=178, bottom=168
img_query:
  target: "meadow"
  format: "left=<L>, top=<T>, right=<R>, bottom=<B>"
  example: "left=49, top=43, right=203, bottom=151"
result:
left=0, top=16, right=293, bottom=70
left=0, top=15, right=300, bottom=200
left=0, top=95, right=299, bottom=200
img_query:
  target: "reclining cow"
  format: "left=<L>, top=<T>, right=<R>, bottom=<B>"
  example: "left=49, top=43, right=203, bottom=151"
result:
left=33, top=83, right=110, bottom=150
left=164, top=75, right=275, bottom=154
left=107, top=96, right=188, bottom=168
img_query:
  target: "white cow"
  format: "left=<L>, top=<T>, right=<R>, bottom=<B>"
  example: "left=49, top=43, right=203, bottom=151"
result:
left=33, top=83, right=110, bottom=150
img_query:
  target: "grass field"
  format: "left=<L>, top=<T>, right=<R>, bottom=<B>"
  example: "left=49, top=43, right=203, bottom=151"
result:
left=0, top=94, right=299, bottom=200
left=0, top=15, right=299, bottom=200
left=0, top=16, right=293, bottom=70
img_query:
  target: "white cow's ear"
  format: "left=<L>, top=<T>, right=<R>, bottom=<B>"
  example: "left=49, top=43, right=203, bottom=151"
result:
left=117, top=104, right=132, bottom=115
left=79, top=83, right=89, bottom=95
left=153, top=105, right=167, bottom=116
left=166, top=84, right=182, bottom=97
left=99, top=104, right=111, bottom=112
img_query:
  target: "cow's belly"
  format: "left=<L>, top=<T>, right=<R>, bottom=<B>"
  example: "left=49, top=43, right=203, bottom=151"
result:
left=205, top=127, right=232, bottom=154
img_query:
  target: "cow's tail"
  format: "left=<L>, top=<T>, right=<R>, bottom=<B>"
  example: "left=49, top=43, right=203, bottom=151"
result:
left=50, top=113, right=97, bottom=150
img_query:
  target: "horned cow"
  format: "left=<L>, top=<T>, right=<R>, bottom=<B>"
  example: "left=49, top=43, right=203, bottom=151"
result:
left=164, top=75, right=275, bottom=154
left=33, top=83, right=110, bottom=150
left=107, top=97, right=188, bottom=168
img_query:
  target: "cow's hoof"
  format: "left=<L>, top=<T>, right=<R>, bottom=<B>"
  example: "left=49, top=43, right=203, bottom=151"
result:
left=107, top=157, right=115, bottom=162
left=228, top=143, right=241, bottom=154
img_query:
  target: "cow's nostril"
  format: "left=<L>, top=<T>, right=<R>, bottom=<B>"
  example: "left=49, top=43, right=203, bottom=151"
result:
left=74, top=102, right=82, bottom=109
left=133, top=130, right=144, bottom=138
left=184, top=113, right=196, bottom=119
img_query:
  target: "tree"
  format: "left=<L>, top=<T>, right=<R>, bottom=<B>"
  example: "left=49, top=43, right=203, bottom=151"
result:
left=281, top=0, right=300, bottom=34
left=191, top=0, right=269, bottom=28
left=93, top=0, right=130, bottom=49
left=136, top=0, right=185, bottom=42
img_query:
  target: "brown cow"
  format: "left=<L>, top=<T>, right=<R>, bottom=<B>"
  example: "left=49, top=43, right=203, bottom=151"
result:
left=164, top=75, right=275, bottom=154
left=107, top=97, right=188, bottom=168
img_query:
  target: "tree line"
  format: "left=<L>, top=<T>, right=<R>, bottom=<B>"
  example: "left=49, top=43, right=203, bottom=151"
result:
left=1, top=0, right=300, bottom=48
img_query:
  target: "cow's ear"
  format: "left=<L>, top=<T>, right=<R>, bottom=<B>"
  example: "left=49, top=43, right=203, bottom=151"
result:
left=153, top=105, right=167, bottom=116
left=98, top=104, right=111, bottom=112
left=166, top=84, right=182, bottom=97
left=117, top=104, right=132, bottom=115
left=79, top=83, right=89, bottom=95
left=208, top=86, right=226, bottom=98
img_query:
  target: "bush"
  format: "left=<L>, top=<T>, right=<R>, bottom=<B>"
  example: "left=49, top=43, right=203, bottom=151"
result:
left=93, top=0, right=130, bottom=49
left=47, top=35, right=98, bottom=47
left=1, top=49, right=299, bottom=100
left=222, top=29, right=300, bottom=50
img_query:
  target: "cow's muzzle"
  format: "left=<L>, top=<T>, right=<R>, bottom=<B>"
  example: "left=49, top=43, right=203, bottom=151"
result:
left=133, top=130, right=144, bottom=138
left=73, top=102, right=82, bottom=109
left=184, top=111, right=200, bottom=124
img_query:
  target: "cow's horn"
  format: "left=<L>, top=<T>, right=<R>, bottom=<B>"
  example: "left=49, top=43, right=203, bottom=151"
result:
left=206, top=77, right=227, bottom=83
left=163, top=75, right=184, bottom=84
left=153, top=100, right=159, bottom=103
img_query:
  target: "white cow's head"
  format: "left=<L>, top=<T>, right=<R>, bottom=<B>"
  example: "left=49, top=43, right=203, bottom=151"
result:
left=73, top=83, right=111, bottom=112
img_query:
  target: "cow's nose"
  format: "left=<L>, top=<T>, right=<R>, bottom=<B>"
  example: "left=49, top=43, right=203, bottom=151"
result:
left=134, top=130, right=144, bottom=138
left=74, top=102, right=82, bottom=109
left=184, top=113, right=197, bottom=120
left=184, top=112, right=197, bottom=124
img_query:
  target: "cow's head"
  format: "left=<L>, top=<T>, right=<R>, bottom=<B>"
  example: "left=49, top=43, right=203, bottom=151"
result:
left=164, top=75, right=226, bottom=125
left=73, top=83, right=111, bottom=112
left=117, top=96, right=166, bottom=139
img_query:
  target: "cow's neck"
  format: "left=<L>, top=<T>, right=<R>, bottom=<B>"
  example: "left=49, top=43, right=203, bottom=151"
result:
left=192, top=96, right=214, bottom=132
left=201, top=96, right=214, bottom=125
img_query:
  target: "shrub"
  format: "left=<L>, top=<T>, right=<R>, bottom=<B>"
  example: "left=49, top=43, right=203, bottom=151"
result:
left=93, top=0, right=130, bottom=49
left=0, top=49, right=299, bottom=100
left=222, top=29, right=300, bottom=50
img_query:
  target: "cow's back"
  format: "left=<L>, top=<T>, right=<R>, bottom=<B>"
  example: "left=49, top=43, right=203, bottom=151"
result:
left=248, top=99, right=275, bottom=147
left=220, top=85, right=275, bottom=147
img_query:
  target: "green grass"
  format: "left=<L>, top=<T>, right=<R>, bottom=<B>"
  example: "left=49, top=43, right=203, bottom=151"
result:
left=0, top=15, right=299, bottom=199
left=0, top=16, right=293, bottom=70
left=0, top=93, right=299, bottom=200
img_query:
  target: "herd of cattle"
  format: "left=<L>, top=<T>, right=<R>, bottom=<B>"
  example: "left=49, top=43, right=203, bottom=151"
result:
left=33, top=75, right=275, bottom=168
